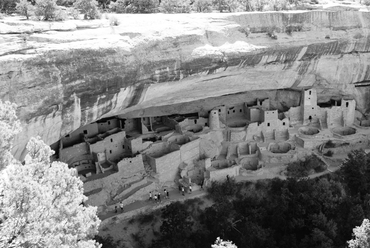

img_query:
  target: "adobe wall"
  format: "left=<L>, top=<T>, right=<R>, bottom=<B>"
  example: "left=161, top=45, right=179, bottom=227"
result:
left=117, top=154, right=145, bottom=177
left=206, top=165, right=240, bottom=181
left=162, top=116, right=178, bottom=130
left=295, top=136, right=326, bottom=149
left=214, top=106, right=227, bottom=124
left=226, top=104, right=245, bottom=119
left=342, top=99, right=356, bottom=126
left=89, top=131, right=126, bottom=162
left=286, top=106, right=301, bottom=125
left=229, top=129, right=247, bottom=142
left=209, top=109, right=220, bottom=130
left=63, top=123, right=99, bottom=147
left=124, top=118, right=140, bottom=133
left=152, top=150, right=181, bottom=182
left=226, top=143, right=238, bottom=160
left=246, top=107, right=262, bottom=123
left=60, top=142, right=89, bottom=164
left=98, top=119, right=119, bottom=133
left=327, top=107, right=343, bottom=127
left=127, top=137, right=143, bottom=154
left=179, top=138, right=200, bottom=166
left=198, top=130, right=223, bottom=159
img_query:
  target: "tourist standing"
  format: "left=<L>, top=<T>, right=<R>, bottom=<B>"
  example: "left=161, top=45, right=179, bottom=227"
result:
left=115, top=206, right=118, bottom=213
left=120, top=202, right=124, bottom=212
left=154, top=193, right=157, bottom=203
left=149, top=191, right=152, bottom=201
left=164, top=189, right=167, bottom=199
left=158, top=192, right=161, bottom=203
left=189, top=185, right=192, bottom=194
left=181, top=186, right=185, bottom=196
left=166, top=190, right=169, bottom=199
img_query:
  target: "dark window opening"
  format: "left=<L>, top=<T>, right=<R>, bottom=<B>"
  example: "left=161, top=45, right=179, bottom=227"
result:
left=110, top=138, right=113, bottom=142
left=194, top=120, right=197, bottom=124
left=309, top=116, right=312, bottom=121
left=108, top=121, right=111, bottom=125
left=110, top=150, right=112, bottom=154
left=346, top=102, right=349, bottom=108
left=312, top=107, right=314, bottom=110
left=123, top=145, right=125, bottom=149
left=283, top=122, right=285, bottom=126
left=233, top=110, right=235, bottom=113
left=83, top=130, right=88, bottom=134
left=267, top=123, right=270, bottom=127
left=240, top=109, right=242, bottom=113
left=309, top=90, right=311, bottom=95
left=218, top=109, right=221, bottom=112
left=65, top=134, right=70, bottom=138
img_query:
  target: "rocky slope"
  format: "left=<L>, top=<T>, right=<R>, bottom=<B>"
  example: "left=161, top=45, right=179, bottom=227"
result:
left=1, top=8, right=370, bottom=159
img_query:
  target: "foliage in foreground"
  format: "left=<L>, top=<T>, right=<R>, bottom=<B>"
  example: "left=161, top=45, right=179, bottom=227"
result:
left=0, top=100, right=101, bottom=248
left=139, top=150, right=370, bottom=248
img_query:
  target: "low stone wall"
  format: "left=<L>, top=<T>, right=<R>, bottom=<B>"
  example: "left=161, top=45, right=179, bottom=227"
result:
left=207, top=165, right=240, bottom=181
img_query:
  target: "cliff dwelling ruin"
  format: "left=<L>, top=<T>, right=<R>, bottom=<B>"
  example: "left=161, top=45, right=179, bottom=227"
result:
left=50, top=88, right=370, bottom=208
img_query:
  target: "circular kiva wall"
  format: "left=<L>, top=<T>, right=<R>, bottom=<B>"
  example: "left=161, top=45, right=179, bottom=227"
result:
left=185, top=124, right=203, bottom=133
left=211, top=159, right=232, bottom=169
left=359, top=120, right=370, bottom=127
left=240, top=157, right=258, bottom=170
left=269, top=142, right=292, bottom=154
left=299, top=126, right=320, bottom=136
left=332, top=126, right=356, bottom=136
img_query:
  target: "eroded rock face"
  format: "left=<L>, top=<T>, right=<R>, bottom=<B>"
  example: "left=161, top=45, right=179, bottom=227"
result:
left=1, top=11, right=370, bottom=159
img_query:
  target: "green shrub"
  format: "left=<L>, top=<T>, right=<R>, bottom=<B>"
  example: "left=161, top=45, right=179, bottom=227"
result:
left=54, top=8, right=67, bottom=20
left=212, top=0, right=241, bottom=12
left=74, top=0, right=101, bottom=19
left=159, top=0, right=191, bottom=13
left=324, top=150, right=333, bottom=157
left=193, top=0, right=212, bottom=12
left=108, top=0, right=127, bottom=13
left=0, top=0, right=16, bottom=13
left=35, top=0, right=58, bottom=20
left=136, top=212, right=155, bottom=225
left=286, top=155, right=326, bottom=178
left=16, top=0, right=34, bottom=19
left=363, top=0, right=370, bottom=6
left=68, top=7, right=80, bottom=19
left=109, top=0, right=158, bottom=13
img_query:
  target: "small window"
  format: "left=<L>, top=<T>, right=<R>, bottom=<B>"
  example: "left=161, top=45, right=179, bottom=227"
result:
left=108, top=121, right=111, bottom=125
left=346, top=102, right=349, bottom=108
left=312, top=107, right=314, bottom=110
left=267, top=123, right=270, bottom=127
left=233, top=110, right=235, bottom=113
left=65, top=134, right=70, bottom=138
left=240, top=109, right=242, bottom=113
left=123, top=145, right=125, bottom=149
left=129, top=161, right=132, bottom=163
left=110, top=150, right=112, bottom=154
left=308, top=97, right=310, bottom=100
left=283, top=122, right=285, bottom=126
left=309, top=90, right=311, bottom=95
left=218, top=109, right=221, bottom=112
left=110, top=138, right=113, bottom=142
left=83, top=130, right=88, bottom=134
left=194, top=120, right=197, bottom=124
left=228, top=111, right=229, bottom=114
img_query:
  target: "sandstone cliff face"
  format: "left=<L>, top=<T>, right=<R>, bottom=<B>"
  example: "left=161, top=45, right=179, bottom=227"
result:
left=1, top=10, right=370, bottom=159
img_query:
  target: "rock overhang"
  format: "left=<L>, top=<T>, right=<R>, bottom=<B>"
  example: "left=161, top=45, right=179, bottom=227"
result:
left=1, top=10, right=370, bottom=159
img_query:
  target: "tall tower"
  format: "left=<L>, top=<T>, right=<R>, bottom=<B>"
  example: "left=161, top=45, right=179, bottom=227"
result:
left=209, top=109, right=220, bottom=130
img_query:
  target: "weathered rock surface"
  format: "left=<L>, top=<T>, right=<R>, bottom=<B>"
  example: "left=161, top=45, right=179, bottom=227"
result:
left=1, top=10, right=370, bottom=159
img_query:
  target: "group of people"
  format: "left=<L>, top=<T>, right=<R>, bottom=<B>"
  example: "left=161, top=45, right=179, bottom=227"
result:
left=149, top=189, right=170, bottom=203
left=178, top=184, right=192, bottom=196
left=114, top=201, right=124, bottom=213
